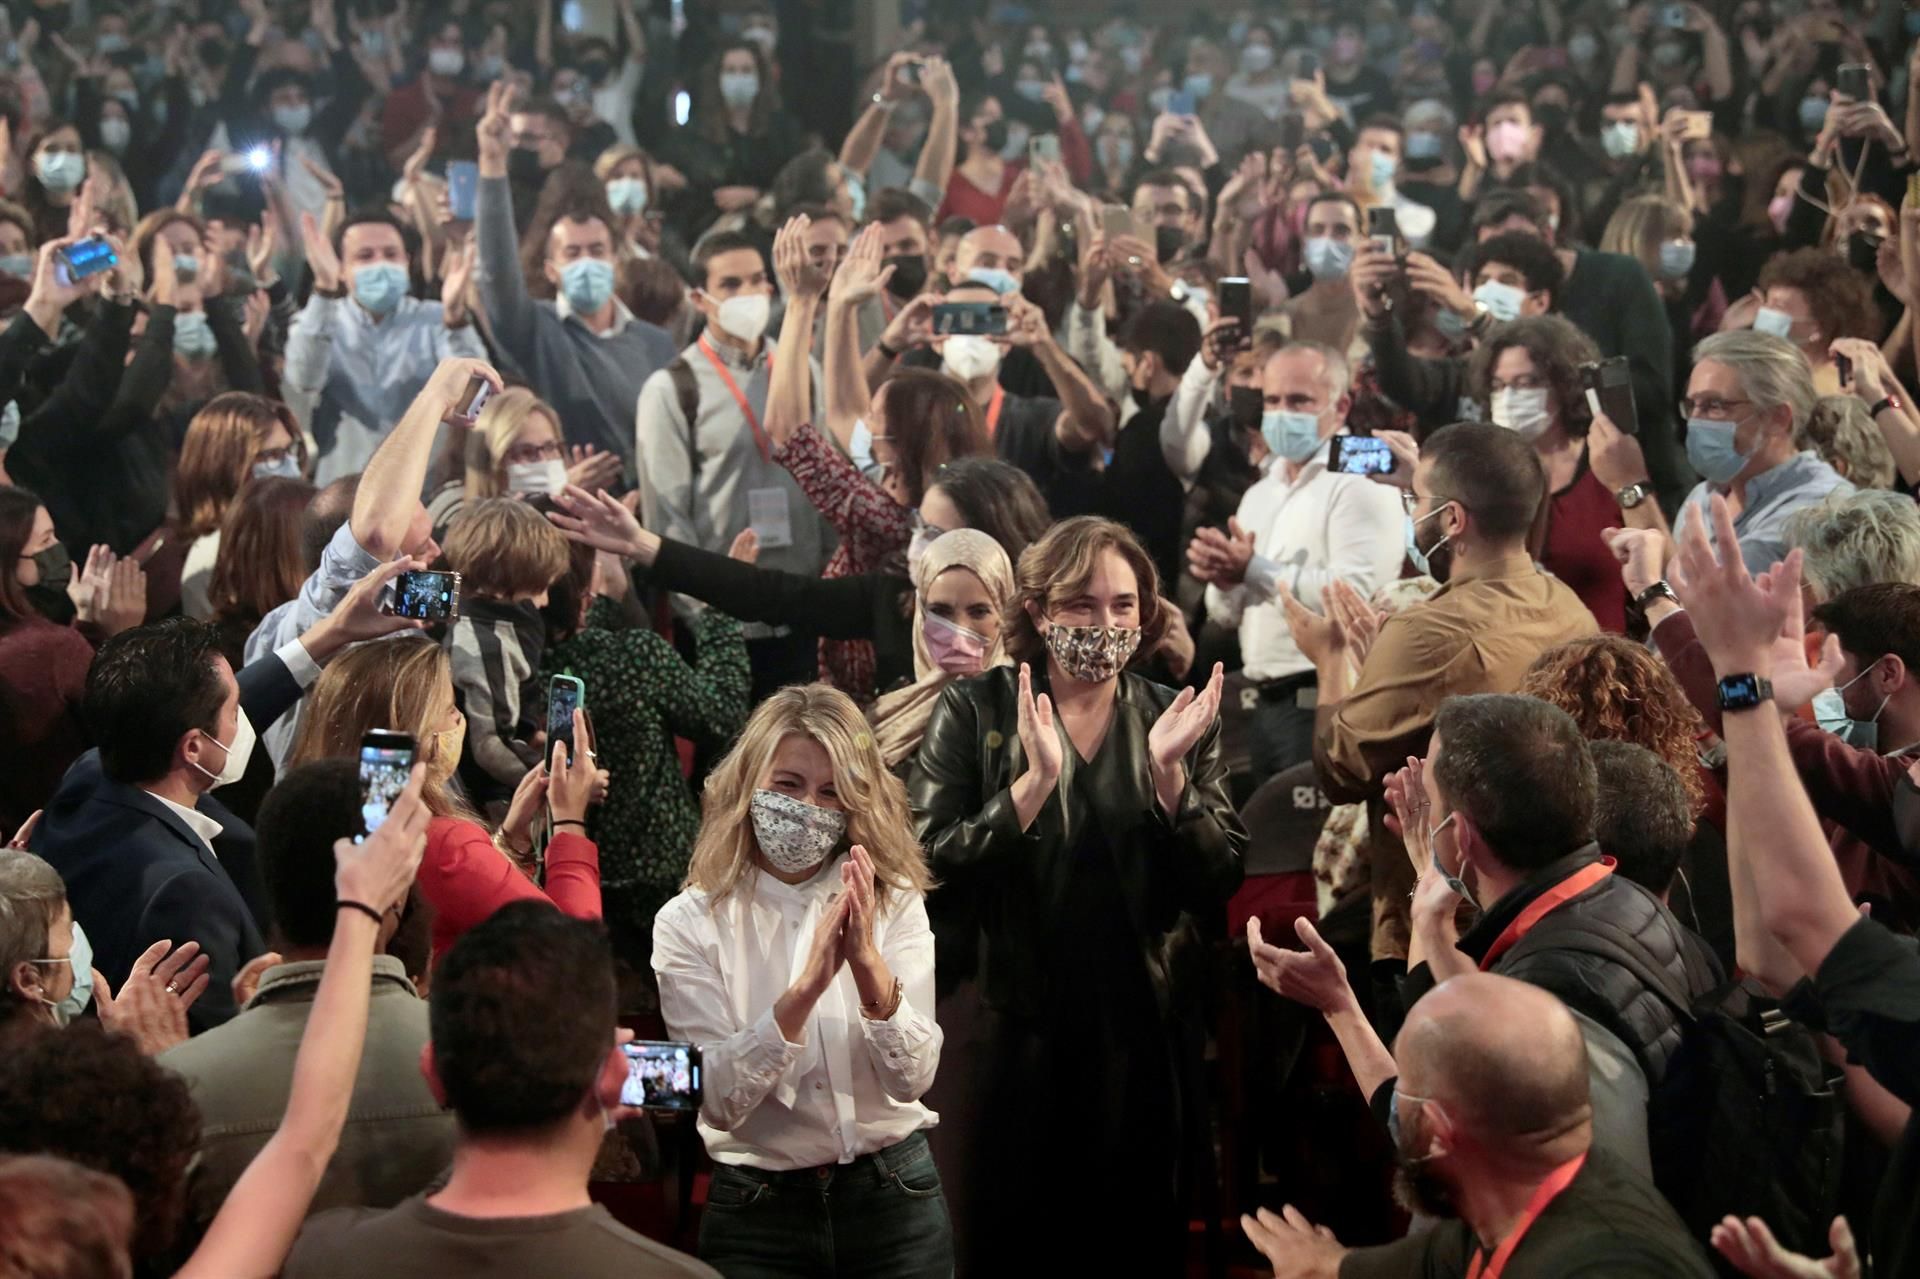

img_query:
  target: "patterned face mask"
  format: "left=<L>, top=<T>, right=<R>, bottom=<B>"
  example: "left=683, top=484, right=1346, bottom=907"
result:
left=1042, top=619, right=1142, bottom=683
left=749, top=789, right=847, bottom=874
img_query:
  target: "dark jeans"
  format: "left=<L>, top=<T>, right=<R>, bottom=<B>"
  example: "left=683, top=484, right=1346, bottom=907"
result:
left=1247, top=674, right=1318, bottom=785
left=698, top=1130, right=953, bottom=1279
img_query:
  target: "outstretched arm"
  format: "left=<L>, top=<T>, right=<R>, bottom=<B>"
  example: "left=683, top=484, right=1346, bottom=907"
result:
left=765, top=214, right=829, bottom=451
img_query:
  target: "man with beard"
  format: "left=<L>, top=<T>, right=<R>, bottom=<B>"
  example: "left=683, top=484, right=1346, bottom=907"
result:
left=1288, top=423, right=1596, bottom=964
left=1233, top=970, right=1714, bottom=1277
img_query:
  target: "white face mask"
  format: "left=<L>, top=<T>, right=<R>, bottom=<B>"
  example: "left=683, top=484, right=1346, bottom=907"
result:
left=715, top=292, right=771, bottom=343
left=1473, top=280, right=1526, bottom=323
left=507, top=459, right=568, bottom=495
left=942, top=334, right=1004, bottom=381
left=189, top=708, right=255, bottom=790
left=749, top=788, right=847, bottom=875
left=1489, top=386, right=1553, bottom=439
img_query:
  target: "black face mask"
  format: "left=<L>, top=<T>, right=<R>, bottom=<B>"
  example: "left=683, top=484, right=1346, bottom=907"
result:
left=980, top=120, right=1009, bottom=154
left=884, top=253, right=929, bottom=298
left=508, top=147, right=548, bottom=187
left=1847, top=231, right=1883, bottom=274
left=1154, top=224, right=1188, bottom=264
left=23, top=543, right=75, bottom=626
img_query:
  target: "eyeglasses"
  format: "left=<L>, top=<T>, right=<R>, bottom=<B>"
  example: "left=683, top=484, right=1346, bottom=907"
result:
left=1678, top=396, right=1752, bottom=420
left=501, top=441, right=565, bottom=465
left=1401, top=490, right=1459, bottom=515
left=254, top=444, right=306, bottom=466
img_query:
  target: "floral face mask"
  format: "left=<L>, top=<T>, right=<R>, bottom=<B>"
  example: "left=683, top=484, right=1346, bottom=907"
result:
left=1043, top=619, right=1142, bottom=683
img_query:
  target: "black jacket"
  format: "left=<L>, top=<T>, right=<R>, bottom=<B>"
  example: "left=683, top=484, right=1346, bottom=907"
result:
left=1412, top=847, right=1722, bottom=1084
left=907, top=664, right=1245, bottom=1025
left=31, top=649, right=304, bottom=1032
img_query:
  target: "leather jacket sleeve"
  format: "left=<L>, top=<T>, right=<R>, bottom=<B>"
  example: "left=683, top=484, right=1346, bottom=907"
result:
left=908, top=678, right=1042, bottom=875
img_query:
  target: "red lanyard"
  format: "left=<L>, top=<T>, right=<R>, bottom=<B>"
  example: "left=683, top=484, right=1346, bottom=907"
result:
left=697, top=337, right=772, bottom=462
left=1465, top=1154, right=1587, bottom=1279
left=1478, top=860, right=1613, bottom=970
left=983, top=385, right=1005, bottom=439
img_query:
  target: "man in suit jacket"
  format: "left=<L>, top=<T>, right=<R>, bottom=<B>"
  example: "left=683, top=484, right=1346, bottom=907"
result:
left=33, top=567, right=425, bottom=1032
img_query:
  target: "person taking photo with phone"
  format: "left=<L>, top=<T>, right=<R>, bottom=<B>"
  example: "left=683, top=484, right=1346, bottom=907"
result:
left=652, top=684, right=951, bottom=1278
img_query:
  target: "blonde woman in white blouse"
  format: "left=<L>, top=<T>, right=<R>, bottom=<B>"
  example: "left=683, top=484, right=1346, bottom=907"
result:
left=653, top=683, right=950, bottom=1278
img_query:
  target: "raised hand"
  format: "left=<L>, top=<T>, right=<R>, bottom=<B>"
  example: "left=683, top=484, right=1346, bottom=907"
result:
left=25, top=237, right=98, bottom=334
left=1276, top=582, right=1344, bottom=669
left=1666, top=496, right=1796, bottom=678
left=95, top=938, right=208, bottom=1056
left=309, top=556, right=430, bottom=653
left=1247, top=915, right=1353, bottom=1015
left=402, top=124, right=438, bottom=189
left=564, top=443, right=623, bottom=493
left=1600, top=525, right=1672, bottom=601
left=838, top=844, right=883, bottom=969
left=230, top=950, right=283, bottom=1008
left=440, top=237, right=476, bottom=319
left=547, top=714, right=596, bottom=821
left=298, top=151, right=345, bottom=204
left=97, top=553, right=148, bottom=637
left=333, top=762, right=430, bottom=914
left=1148, top=660, right=1224, bottom=774
left=773, top=214, right=835, bottom=301
left=1186, top=518, right=1254, bottom=586
left=1015, top=662, right=1064, bottom=782
left=183, top=148, right=226, bottom=197
left=417, top=355, right=504, bottom=424
left=1322, top=579, right=1382, bottom=670
left=5, top=809, right=39, bottom=849
left=1587, top=412, right=1651, bottom=491
left=476, top=80, right=512, bottom=177
left=831, top=221, right=895, bottom=306
left=548, top=484, right=657, bottom=562
left=246, top=218, right=280, bottom=289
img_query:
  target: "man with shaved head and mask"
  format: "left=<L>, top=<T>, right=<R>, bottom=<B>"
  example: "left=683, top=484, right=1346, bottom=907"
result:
left=1239, top=972, right=1713, bottom=1277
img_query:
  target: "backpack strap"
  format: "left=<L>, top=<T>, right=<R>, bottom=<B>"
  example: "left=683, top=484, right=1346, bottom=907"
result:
left=667, top=357, right=701, bottom=487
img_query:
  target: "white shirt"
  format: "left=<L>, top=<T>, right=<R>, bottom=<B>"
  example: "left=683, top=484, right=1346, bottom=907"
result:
left=652, top=860, right=941, bottom=1172
left=179, top=530, right=221, bottom=621
left=151, top=792, right=224, bottom=852
left=1205, top=438, right=1405, bottom=680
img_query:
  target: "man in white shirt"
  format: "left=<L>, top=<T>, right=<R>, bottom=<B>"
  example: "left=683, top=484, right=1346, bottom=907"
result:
left=1189, top=342, right=1404, bottom=783
left=285, top=212, right=487, bottom=484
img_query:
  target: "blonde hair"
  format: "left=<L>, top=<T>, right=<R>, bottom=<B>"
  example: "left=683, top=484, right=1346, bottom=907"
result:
left=175, top=392, right=298, bottom=539
left=1599, top=194, right=1691, bottom=277
left=687, top=684, right=933, bottom=907
left=463, top=387, right=566, bottom=500
left=287, top=637, right=478, bottom=822
left=593, top=142, right=653, bottom=184
left=443, top=496, right=570, bottom=601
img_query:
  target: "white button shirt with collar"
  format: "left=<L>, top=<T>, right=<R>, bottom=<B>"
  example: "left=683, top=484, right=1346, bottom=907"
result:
left=1205, top=437, right=1406, bottom=682
left=652, top=858, right=941, bottom=1172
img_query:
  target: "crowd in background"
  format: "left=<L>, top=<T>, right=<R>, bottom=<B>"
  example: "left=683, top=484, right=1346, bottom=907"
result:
left=6, top=0, right=1920, bottom=1275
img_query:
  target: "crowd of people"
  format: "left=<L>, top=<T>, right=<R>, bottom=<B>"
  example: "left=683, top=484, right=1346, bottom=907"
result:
left=7, top=0, right=1920, bottom=1275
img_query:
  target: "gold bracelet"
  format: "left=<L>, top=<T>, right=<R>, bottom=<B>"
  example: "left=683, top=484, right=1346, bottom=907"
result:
left=861, top=977, right=903, bottom=1021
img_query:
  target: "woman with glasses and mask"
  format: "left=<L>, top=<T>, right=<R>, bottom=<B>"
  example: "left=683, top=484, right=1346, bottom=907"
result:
left=173, top=393, right=307, bottom=622
left=907, top=515, right=1242, bottom=1276
left=0, top=488, right=147, bottom=833
left=426, top=386, right=623, bottom=539
left=1467, top=315, right=1670, bottom=633
left=653, top=683, right=951, bottom=1278
left=766, top=214, right=991, bottom=698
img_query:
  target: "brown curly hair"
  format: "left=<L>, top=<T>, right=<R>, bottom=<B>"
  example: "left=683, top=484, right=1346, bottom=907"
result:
left=1466, top=314, right=1601, bottom=438
left=0, top=1021, right=200, bottom=1261
left=1757, top=247, right=1879, bottom=347
left=1518, top=634, right=1708, bottom=814
left=1004, top=516, right=1169, bottom=667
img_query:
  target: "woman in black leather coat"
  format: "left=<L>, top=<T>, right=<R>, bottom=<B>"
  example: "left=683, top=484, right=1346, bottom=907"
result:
left=907, top=516, right=1245, bottom=1275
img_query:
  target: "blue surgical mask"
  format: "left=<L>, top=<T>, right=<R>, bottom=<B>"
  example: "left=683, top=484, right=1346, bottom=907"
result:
left=34, top=151, right=84, bottom=193
left=56, top=922, right=94, bottom=1023
left=1183, top=72, right=1215, bottom=101
left=1405, top=131, right=1444, bottom=161
left=560, top=257, right=617, bottom=313
left=966, top=265, right=1020, bottom=295
left=1148, top=86, right=1174, bottom=115
left=1427, top=814, right=1476, bottom=904
left=1433, top=307, right=1469, bottom=341
left=1261, top=409, right=1324, bottom=462
left=1368, top=149, right=1397, bottom=189
left=172, top=310, right=217, bottom=359
left=845, top=170, right=867, bottom=222
left=1304, top=236, right=1353, bottom=282
left=1600, top=120, right=1640, bottom=159
left=1405, top=502, right=1450, bottom=577
left=1658, top=239, right=1696, bottom=279
left=606, top=176, right=649, bottom=215
left=1473, top=279, right=1525, bottom=322
left=253, top=451, right=304, bottom=480
left=1799, top=96, right=1830, bottom=133
left=1684, top=417, right=1753, bottom=486
left=352, top=262, right=409, bottom=315
left=1814, top=658, right=1892, bottom=752
left=1752, top=306, right=1795, bottom=338
left=720, top=71, right=761, bottom=109
left=272, top=102, right=312, bottom=135
left=0, top=252, right=31, bottom=279
left=1015, top=78, right=1047, bottom=102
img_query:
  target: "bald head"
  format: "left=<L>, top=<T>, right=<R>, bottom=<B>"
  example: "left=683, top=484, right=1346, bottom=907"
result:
left=953, top=225, right=1024, bottom=286
left=1396, top=973, right=1590, bottom=1147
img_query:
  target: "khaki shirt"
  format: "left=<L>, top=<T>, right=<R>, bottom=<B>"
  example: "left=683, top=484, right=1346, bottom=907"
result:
left=1312, top=552, right=1598, bottom=958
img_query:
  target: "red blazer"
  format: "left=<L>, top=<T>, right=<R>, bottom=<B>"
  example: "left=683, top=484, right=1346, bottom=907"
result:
left=420, top=817, right=602, bottom=962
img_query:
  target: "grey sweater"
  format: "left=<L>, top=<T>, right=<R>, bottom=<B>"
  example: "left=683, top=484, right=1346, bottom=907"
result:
left=476, top=175, right=677, bottom=477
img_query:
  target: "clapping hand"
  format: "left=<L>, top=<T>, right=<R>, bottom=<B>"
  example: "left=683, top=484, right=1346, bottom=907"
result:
left=95, top=938, right=209, bottom=1056
left=1247, top=915, right=1353, bottom=1016
left=1666, top=496, right=1809, bottom=683
left=565, top=443, right=623, bottom=493
left=1322, top=580, right=1383, bottom=670
left=300, top=211, right=342, bottom=293
left=73, top=545, right=147, bottom=638
left=1015, top=662, right=1064, bottom=782
left=1276, top=582, right=1344, bottom=669
left=1148, top=660, right=1224, bottom=776
left=839, top=844, right=883, bottom=969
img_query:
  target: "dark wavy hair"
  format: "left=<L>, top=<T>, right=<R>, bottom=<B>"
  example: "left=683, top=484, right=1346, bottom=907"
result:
left=881, top=369, right=992, bottom=506
left=1467, top=313, right=1601, bottom=437
left=0, top=485, right=44, bottom=628
left=0, top=1021, right=200, bottom=1261
left=925, top=457, right=1051, bottom=564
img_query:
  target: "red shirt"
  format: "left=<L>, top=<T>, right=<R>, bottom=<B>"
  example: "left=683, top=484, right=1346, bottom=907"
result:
left=419, top=817, right=602, bottom=962
left=0, top=618, right=93, bottom=831
left=936, top=160, right=1027, bottom=226
left=1543, top=462, right=1627, bottom=634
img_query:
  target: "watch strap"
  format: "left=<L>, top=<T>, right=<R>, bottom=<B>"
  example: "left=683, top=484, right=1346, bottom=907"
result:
left=1715, top=672, right=1774, bottom=712
left=1616, top=481, right=1649, bottom=510
left=1633, top=579, right=1679, bottom=610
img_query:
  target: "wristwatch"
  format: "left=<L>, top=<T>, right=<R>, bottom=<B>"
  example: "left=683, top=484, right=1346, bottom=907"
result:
left=1615, top=481, right=1650, bottom=510
left=1870, top=394, right=1904, bottom=418
left=1715, top=672, right=1774, bottom=713
left=1633, top=579, right=1679, bottom=610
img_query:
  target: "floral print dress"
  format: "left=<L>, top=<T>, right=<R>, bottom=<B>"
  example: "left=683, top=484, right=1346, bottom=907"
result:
left=540, top=598, right=751, bottom=966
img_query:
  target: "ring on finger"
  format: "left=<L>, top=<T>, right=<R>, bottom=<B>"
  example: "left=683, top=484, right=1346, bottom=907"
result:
left=165, top=983, right=179, bottom=995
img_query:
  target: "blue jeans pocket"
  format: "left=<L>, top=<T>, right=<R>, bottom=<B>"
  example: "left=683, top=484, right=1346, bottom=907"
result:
left=705, top=1167, right=770, bottom=1211
left=885, top=1148, right=944, bottom=1200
